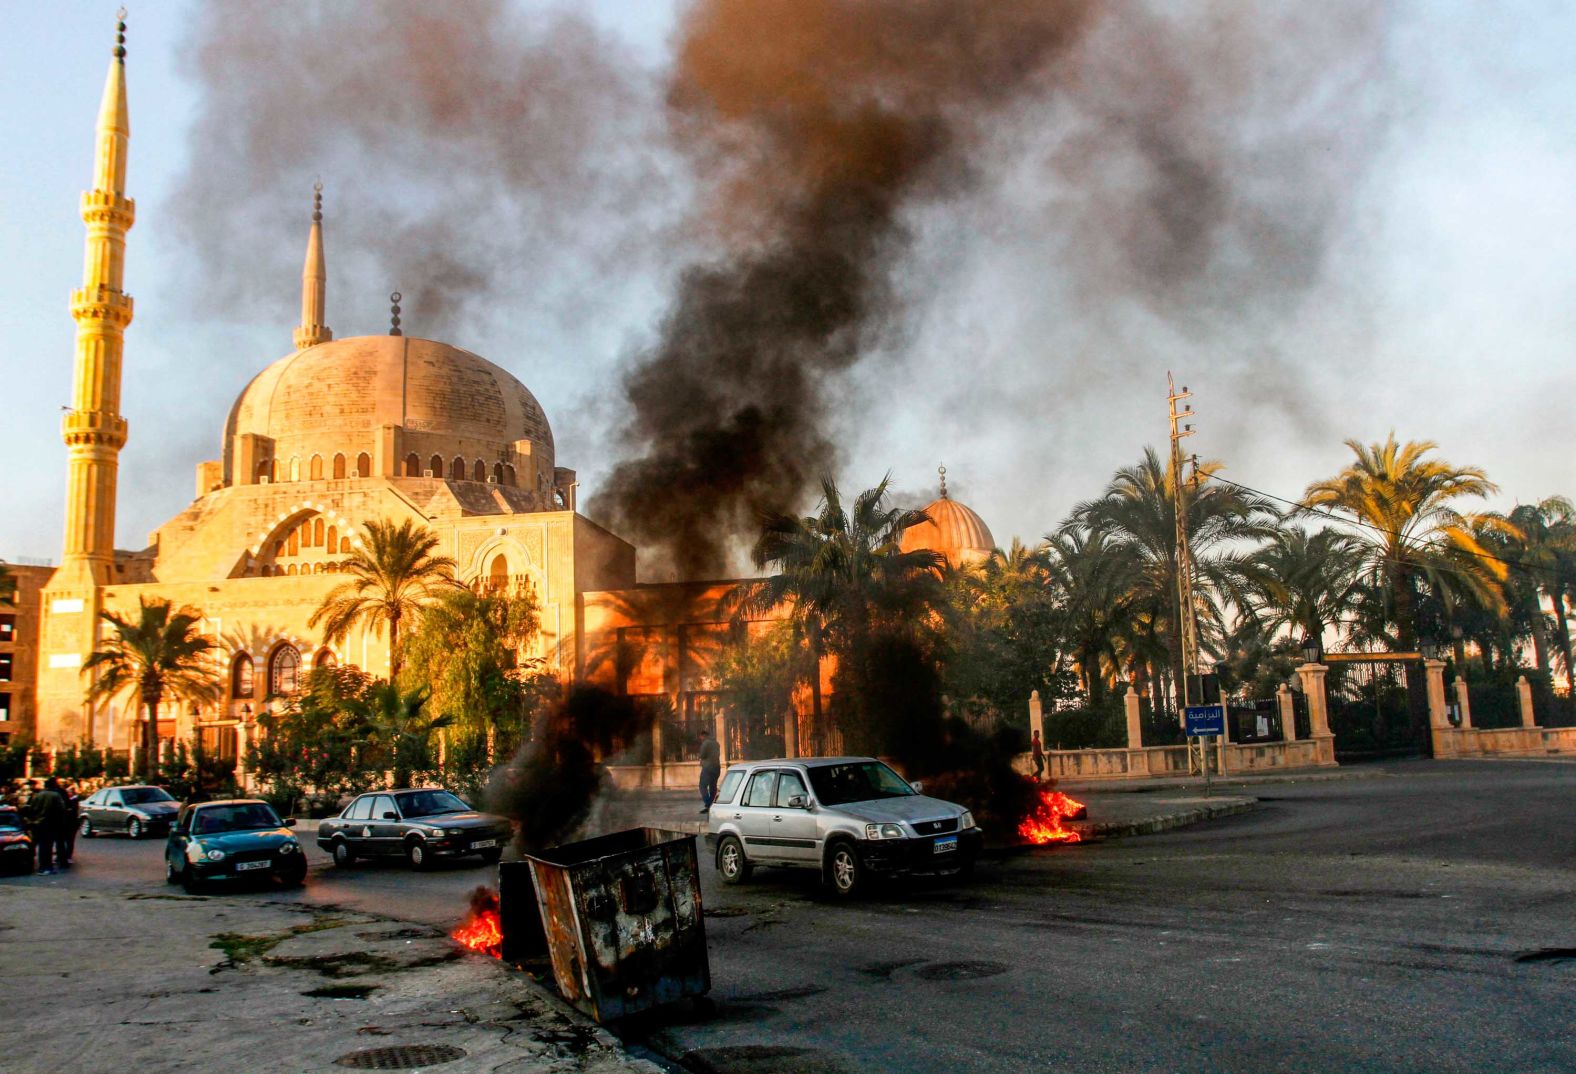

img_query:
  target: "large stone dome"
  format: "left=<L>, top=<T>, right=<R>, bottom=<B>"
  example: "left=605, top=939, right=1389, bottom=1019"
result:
left=901, top=494, right=996, bottom=568
left=222, top=335, right=555, bottom=492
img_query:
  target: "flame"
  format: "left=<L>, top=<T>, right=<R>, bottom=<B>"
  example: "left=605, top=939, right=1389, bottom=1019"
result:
left=1018, top=789, right=1086, bottom=845
left=452, top=908, right=503, bottom=958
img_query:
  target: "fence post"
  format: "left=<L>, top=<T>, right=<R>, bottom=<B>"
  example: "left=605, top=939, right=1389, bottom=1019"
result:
left=1453, top=678, right=1472, bottom=729
left=1425, top=659, right=1449, bottom=729
left=1277, top=683, right=1295, bottom=742
left=1028, top=690, right=1044, bottom=746
left=1517, top=675, right=1537, bottom=728
left=1296, top=663, right=1330, bottom=736
left=1124, top=686, right=1142, bottom=750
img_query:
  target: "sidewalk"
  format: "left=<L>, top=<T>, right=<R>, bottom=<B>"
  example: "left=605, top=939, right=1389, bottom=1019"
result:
left=0, top=885, right=664, bottom=1074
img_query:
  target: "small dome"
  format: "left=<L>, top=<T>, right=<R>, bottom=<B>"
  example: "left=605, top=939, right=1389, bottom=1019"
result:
left=223, top=335, right=553, bottom=488
left=901, top=495, right=995, bottom=568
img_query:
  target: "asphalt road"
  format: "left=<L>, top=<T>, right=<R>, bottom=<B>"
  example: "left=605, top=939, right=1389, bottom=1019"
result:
left=5, top=760, right=1574, bottom=1073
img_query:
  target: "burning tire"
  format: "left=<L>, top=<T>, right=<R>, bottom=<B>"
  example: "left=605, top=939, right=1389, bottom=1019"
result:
left=826, top=842, right=864, bottom=899
left=716, top=835, right=752, bottom=884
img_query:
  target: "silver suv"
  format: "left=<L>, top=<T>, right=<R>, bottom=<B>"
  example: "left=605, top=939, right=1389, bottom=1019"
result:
left=705, top=756, right=983, bottom=897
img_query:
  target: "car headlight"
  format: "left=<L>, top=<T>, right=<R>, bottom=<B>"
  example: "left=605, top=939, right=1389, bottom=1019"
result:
left=186, top=843, right=207, bottom=863
left=864, top=823, right=904, bottom=841
left=279, top=842, right=298, bottom=854
left=206, top=848, right=226, bottom=861
left=960, top=811, right=975, bottom=830
left=446, top=828, right=463, bottom=836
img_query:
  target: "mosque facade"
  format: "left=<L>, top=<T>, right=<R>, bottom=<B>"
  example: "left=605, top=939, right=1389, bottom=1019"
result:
left=20, top=29, right=996, bottom=778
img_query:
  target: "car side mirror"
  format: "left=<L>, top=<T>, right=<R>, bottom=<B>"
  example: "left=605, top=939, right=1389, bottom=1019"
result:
left=382, top=811, right=398, bottom=820
left=283, top=818, right=296, bottom=827
left=787, top=795, right=807, bottom=809
left=910, top=781, right=924, bottom=794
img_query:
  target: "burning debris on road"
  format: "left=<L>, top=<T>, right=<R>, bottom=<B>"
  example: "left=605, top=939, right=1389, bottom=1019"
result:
left=1018, top=788, right=1087, bottom=845
left=451, top=885, right=503, bottom=959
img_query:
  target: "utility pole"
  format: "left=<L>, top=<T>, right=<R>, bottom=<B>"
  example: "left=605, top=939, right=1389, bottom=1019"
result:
left=1168, top=374, right=1206, bottom=776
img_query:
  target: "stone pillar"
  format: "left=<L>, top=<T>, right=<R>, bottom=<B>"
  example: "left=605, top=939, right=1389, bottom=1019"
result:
left=1296, top=663, right=1331, bottom=736
left=1124, top=687, right=1142, bottom=750
left=1453, top=678, right=1472, bottom=729
left=1424, top=659, right=1449, bottom=729
left=784, top=709, right=797, bottom=759
left=234, top=721, right=251, bottom=793
left=1028, top=690, right=1044, bottom=745
left=714, top=708, right=729, bottom=767
left=1517, top=675, right=1536, bottom=728
left=1277, top=683, right=1296, bottom=742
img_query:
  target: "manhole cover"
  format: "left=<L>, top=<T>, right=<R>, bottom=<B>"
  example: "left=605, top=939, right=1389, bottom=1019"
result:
left=333, top=1044, right=467, bottom=1069
left=916, top=960, right=1008, bottom=981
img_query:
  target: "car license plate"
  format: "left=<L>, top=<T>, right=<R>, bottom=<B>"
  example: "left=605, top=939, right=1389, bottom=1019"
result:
left=934, top=836, right=958, bottom=854
left=236, top=859, right=271, bottom=871
left=470, top=838, right=497, bottom=850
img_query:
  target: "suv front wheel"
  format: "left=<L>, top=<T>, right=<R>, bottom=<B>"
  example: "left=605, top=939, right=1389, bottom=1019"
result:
left=716, top=835, right=752, bottom=884
left=826, top=842, right=864, bottom=898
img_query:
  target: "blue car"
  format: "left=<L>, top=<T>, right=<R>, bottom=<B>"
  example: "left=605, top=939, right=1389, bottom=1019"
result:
left=164, top=799, right=306, bottom=893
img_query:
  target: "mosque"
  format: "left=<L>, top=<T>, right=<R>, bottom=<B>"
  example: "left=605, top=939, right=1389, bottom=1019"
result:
left=18, top=26, right=995, bottom=780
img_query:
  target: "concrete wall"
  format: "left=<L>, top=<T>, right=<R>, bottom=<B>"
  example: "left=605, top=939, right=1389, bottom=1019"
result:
left=1030, top=736, right=1336, bottom=781
left=1432, top=726, right=1576, bottom=758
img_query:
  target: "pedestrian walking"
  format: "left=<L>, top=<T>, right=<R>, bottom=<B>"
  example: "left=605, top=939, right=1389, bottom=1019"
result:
left=698, top=728, right=721, bottom=813
left=26, top=779, right=65, bottom=875
left=57, top=781, right=80, bottom=867
left=1031, top=729, right=1046, bottom=782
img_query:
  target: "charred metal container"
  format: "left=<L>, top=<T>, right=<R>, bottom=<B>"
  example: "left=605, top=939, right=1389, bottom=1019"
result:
left=519, top=827, right=709, bottom=1022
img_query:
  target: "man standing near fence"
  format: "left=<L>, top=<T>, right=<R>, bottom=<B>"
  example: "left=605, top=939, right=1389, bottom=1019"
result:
left=698, top=728, right=721, bottom=813
left=1031, top=729, right=1046, bottom=782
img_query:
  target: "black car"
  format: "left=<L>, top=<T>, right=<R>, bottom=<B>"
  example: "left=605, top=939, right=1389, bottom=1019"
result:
left=316, top=788, right=512, bottom=870
left=80, top=785, right=180, bottom=838
left=0, top=807, right=33, bottom=874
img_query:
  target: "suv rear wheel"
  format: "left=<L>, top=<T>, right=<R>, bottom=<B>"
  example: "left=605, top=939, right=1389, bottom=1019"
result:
left=826, top=842, right=864, bottom=898
left=717, top=835, right=752, bottom=884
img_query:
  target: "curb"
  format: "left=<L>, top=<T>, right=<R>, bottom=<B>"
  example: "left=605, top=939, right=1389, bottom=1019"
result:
left=1067, top=796, right=1257, bottom=840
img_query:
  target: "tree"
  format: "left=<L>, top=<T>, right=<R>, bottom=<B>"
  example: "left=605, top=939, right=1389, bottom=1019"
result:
left=83, top=598, right=220, bottom=782
left=1236, top=526, right=1368, bottom=647
left=1070, top=448, right=1279, bottom=714
left=308, top=518, right=459, bottom=676
left=738, top=475, right=944, bottom=751
left=362, top=682, right=452, bottom=789
left=1506, top=498, right=1576, bottom=682
left=1041, top=528, right=1140, bottom=705
left=714, top=620, right=799, bottom=759
left=248, top=665, right=379, bottom=809
left=1302, top=435, right=1512, bottom=747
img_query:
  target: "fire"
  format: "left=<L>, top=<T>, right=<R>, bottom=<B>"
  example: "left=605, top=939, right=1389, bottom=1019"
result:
left=1018, top=789, right=1086, bottom=845
left=452, top=908, right=503, bottom=958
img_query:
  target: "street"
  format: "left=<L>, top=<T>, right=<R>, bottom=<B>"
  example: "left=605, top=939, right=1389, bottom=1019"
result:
left=4, top=760, right=1574, bottom=1073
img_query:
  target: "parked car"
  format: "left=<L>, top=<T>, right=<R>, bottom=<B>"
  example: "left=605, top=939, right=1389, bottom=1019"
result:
left=164, top=799, right=306, bottom=893
left=705, top=756, right=984, bottom=898
left=316, top=788, right=512, bottom=870
left=0, top=807, right=33, bottom=874
left=79, top=784, right=180, bottom=839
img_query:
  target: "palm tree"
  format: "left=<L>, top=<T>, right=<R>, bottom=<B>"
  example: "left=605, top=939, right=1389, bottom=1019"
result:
left=1070, top=448, right=1279, bottom=714
left=738, top=476, right=944, bottom=751
left=83, top=598, right=220, bottom=781
left=362, top=683, right=452, bottom=788
left=1506, top=498, right=1576, bottom=682
left=1042, top=528, right=1140, bottom=704
left=1236, top=526, right=1368, bottom=647
left=308, top=518, right=458, bottom=677
left=1302, top=435, right=1513, bottom=747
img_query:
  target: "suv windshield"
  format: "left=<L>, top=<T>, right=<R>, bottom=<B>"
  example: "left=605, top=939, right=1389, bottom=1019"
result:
left=808, top=762, right=916, bottom=806
left=121, top=787, right=175, bottom=805
left=397, top=790, right=469, bottom=818
left=193, top=803, right=283, bottom=834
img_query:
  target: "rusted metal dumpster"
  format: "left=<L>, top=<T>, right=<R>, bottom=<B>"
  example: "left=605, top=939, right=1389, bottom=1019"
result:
left=521, top=827, right=709, bottom=1022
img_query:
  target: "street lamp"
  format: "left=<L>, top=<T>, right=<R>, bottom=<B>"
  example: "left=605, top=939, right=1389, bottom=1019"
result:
left=1420, top=638, right=1440, bottom=661
left=1300, top=632, right=1322, bottom=665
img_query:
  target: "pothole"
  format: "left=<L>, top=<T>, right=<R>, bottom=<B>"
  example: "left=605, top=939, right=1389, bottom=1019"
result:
left=916, top=960, right=1008, bottom=981
left=1514, top=948, right=1576, bottom=965
left=333, top=1044, right=467, bottom=1069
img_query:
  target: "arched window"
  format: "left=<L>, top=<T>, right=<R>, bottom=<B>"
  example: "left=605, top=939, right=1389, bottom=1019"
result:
left=231, top=655, right=254, bottom=699
left=503, top=465, right=516, bottom=487
left=286, top=563, right=298, bottom=576
left=333, top=453, right=347, bottom=479
left=488, top=553, right=509, bottom=593
left=356, top=452, right=371, bottom=477
left=289, top=457, right=301, bottom=482
left=492, top=462, right=504, bottom=484
left=313, top=519, right=324, bottom=546
left=325, top=525, right=337, bottom=552
left=287, top=528, right=299, bottom=556
left=450, top=457, right=465, bottom=481
left=472, top=459, right=485, bottom=482
left=274, top=540, right=285, bottom=560
left=429, top=454, right=443, bottom=478
left=310, top=454, right=324, bottom=480
left=405, top=452, right=421, bottom=476
left=269, top=645, right=301, bottom=695
left=314, top=649, right=337, bottom=669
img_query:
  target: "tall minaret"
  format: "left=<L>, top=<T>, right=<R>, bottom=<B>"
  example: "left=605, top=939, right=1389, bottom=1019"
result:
left=293, top=182, right=331, bottom=350
left=59, top=12, right=134, bottom=587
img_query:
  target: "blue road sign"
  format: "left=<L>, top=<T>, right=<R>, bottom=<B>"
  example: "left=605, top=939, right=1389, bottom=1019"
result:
left=1184, top=705, right=1225, bottom=736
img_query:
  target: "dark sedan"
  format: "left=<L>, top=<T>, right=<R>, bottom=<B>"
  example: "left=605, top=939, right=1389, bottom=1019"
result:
left=0, top=808, right=33, bottom=874
left=165, top=799, right=306, bottom=893
left=79, top=784, right=180, bottom=839
left=317, top=788, right=512, bottom=870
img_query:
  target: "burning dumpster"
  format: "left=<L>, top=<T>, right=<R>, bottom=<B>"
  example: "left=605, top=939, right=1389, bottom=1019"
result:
left=509, top=827, right=709, bottom=1022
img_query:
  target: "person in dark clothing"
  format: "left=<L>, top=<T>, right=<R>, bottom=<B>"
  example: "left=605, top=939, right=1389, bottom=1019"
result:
left=56, top=781, right=80, bottom=867
left=698, top=728, right=721, bottom=813
left=1031, top=729, right=1046, bottom=782
left=27, top=780, right=65, bottom=875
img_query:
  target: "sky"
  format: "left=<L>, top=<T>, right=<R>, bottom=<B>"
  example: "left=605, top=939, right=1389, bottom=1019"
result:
left=2, top=1, right=1574, bottom=572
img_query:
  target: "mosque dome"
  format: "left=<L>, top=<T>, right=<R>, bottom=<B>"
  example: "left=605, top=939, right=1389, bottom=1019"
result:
left=222, top=335, right=555, bottom=492
left=900, top=470, right=995, bottom=568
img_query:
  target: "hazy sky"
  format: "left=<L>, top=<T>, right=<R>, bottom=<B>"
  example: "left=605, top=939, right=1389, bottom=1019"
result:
left=3, top=1, right=1574, bottom=572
